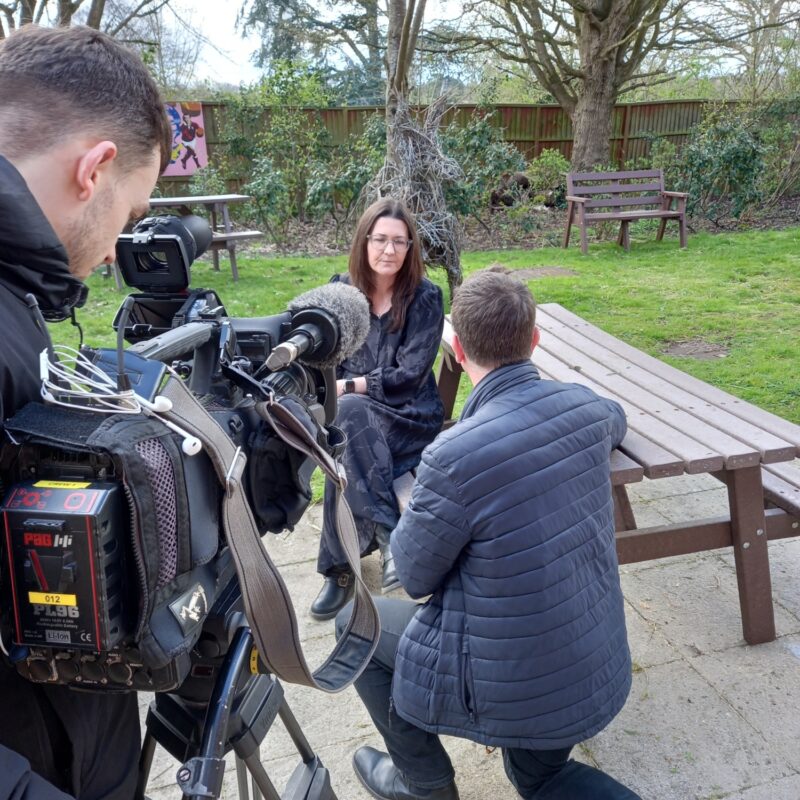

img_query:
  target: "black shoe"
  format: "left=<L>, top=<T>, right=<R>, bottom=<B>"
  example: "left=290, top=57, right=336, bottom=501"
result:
left=352, top=747, right=459, bottom=800
left=310, top=570, right=354, bottom=621
left=375, top=526, right=402, bottom=594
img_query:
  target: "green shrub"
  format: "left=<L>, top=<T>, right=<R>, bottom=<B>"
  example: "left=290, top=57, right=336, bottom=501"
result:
left=439, top=108, right=526, bottom=217
left=526, top=148, right=569, bottom=198
left=306, top=115, right=386, bottom=226
left=216, top=62, right=332, bottom=223
left=676, top=106, right=765, bottom=220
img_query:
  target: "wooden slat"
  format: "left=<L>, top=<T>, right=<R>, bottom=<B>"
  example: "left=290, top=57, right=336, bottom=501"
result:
left=537, top=306, right=796, bottom=464
left=541, top=304, right=800, bottom=454
left=611, top=450, right=644, bottom=485
left=584, top=196, right=662, bottom=209
left=583, top=209, right=682, bottom=221
left=763, top=461, right=800, bottom=515
left=149, top=194, right=250, bottom=205
left=536, top=333, right=759, bottom=469
left=571, top=181, right=662, bottom=195
left=536, top=359, right=684, bottom=478
left=533, top=347, right=721, bottom=474
left=570, top=169, right=661, bottom=181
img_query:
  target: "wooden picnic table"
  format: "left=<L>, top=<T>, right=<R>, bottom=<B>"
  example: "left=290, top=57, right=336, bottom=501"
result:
left=149, top=194, right=263, bottom=282
left=437, top=303, right=800, bottom=646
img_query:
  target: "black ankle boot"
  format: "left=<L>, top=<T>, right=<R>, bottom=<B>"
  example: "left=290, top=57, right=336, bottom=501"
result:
left=353, top=746, right=459, bottom=800
left=375, top=526, right=401, bottom=594
left=309, top=569, right=354, bottom=621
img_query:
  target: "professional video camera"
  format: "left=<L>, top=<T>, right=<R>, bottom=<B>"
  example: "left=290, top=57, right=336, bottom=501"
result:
left=1, top=214, right=377, bottom=799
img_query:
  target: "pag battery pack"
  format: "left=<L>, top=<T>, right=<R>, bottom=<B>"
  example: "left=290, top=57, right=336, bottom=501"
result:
left=2, top=479, right=130, bottom=653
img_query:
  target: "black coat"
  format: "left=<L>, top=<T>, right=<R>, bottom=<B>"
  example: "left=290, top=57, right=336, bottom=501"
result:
left=0, top=156, right=139, bottom=800
left=317, top=275, right=445, bottom=573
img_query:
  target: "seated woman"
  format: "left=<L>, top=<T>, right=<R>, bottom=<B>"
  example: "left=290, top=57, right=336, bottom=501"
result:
left=310, top=198, right=445, bottom=620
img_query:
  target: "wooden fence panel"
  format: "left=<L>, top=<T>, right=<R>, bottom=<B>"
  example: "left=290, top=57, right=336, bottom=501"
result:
left=159, top=99, right=726, bottom=188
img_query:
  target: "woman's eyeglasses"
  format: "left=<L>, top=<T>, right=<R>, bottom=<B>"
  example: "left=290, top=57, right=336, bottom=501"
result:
left=367, top=235, right=411, bottom=252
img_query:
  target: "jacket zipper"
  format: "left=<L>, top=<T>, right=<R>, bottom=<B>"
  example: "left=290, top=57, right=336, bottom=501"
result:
left=461, top=637, right=476, bottom=723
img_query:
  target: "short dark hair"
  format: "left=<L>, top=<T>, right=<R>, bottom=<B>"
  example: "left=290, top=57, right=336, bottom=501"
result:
left=451, top=270, right=536, bottom=368
left=0, top=25, right=171, bottom=173
left=349, top=198, right=425, bottom=332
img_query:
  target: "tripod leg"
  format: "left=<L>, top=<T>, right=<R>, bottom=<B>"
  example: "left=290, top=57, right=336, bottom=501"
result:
left=241, top=753, right=280, bottom=800
left=236, top=757, right=250, bottom=800
left=136, top=731, right=157, bottom=800
left=278, top=703, right=315, bottom=763
left=251, top=771, right=262, bottom=800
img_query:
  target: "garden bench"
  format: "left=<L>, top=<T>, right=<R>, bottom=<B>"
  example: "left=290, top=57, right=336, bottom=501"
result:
left=563, top=168, right=688, bottom=254
left=436, top=304, right=800, bottom=646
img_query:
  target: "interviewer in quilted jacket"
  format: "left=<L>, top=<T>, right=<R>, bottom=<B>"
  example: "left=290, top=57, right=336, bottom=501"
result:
left=336, top=269, right=640, bottom=800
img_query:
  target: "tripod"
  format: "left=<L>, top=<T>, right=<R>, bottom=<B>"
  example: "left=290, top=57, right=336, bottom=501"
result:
left=136, top=626, right=337, bottom=800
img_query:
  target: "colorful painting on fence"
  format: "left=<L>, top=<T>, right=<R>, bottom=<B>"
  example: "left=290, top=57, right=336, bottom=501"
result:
left=162, top=102, right=208, bottom=177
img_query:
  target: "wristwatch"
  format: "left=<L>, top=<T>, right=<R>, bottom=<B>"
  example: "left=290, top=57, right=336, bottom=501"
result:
left=344, top=379, right=356, bottom=394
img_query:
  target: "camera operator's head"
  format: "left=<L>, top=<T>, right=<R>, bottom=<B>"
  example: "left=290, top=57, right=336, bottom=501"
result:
left=451, top=270, right=540, bottom=384
left=0, top=25, right=171, bottom=279
left=349, top=198, right=425, bottom=331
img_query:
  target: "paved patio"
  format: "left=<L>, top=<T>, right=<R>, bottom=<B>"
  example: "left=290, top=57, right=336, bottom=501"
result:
left=142, top=474, right=800, bottom=800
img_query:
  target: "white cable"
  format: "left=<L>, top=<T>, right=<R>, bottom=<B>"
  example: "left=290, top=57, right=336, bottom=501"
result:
left=39, top=347, right=203, bottom=456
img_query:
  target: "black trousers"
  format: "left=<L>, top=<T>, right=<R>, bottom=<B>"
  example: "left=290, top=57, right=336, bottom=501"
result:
left=0, top=666, right=140, bottom=800
left=336, top=597, right=641, bottom=799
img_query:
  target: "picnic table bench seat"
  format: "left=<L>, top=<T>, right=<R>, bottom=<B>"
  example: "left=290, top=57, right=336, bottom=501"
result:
left=564, top=169, right=688, bottom=254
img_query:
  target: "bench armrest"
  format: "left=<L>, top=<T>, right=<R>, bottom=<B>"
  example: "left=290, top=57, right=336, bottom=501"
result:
left=566, top=195, right=587, bottom=204
left=662, top=191, right=688, bottom=198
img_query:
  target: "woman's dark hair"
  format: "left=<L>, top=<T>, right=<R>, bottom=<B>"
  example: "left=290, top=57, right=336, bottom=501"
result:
left=349, top=198, right=425, bottom=332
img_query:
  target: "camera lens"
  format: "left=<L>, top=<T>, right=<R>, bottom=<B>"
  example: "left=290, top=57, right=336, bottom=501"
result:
left=134, top=250, right=169, bottom=273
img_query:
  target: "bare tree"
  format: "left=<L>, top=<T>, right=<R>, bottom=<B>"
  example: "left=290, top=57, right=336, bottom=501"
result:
left=0, top=0, right=173, bottom=38
left=366, top=0, right=463, bottom=294
left=438, top=0, right=800, bottom=168
left=704, top=0, right=800, bottom=100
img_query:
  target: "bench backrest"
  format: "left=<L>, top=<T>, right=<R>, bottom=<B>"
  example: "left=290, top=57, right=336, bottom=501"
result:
left=567, top=169, right=665, bottom=213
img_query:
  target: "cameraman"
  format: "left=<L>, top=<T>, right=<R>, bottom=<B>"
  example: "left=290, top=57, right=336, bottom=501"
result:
left=0, top=25, right=170, bottom=800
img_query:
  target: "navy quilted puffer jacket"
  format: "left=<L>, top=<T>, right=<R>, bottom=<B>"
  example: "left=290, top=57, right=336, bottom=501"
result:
left=390, top=359, right=631, bottom=749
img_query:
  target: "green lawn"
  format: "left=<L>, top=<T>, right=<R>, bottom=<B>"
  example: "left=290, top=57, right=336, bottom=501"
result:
left=57, top=227, right=800, bottom=424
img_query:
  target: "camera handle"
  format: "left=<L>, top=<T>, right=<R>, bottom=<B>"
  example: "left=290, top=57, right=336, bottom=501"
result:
left=137, top=625, right=337, bottom=800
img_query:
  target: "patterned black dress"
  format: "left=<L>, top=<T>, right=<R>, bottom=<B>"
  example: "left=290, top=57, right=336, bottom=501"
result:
left=317, top=274, right=445, bottom=574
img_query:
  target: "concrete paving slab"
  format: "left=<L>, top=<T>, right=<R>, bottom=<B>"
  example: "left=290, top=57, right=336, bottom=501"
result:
left=623, top=597, right=683, bottom=669
left=691, top=635, right=800, bottom=773
left=628, top=473, right=721, bottom=502
left=718, top=538, right=800, bottom=627
left=722, top=773, right=800, bottom=800
left=620, top=553, right=799, bottom=655
left=587, top=660, right=796, bottom=800
left=637, top=487, right=729, bottom=526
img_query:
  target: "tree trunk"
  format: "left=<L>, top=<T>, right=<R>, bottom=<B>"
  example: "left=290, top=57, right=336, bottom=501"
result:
left=569, top=9, right=624, bottom=170
left=86, top=0, right=107, bottom=28
left=570, top=75, right=617, bottom=169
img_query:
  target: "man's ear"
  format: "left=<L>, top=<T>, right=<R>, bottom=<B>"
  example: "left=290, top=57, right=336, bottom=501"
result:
left=452, top=332, right=467, bottom=365
left=531, top=325, right=541, bottom=354
left=75, top=141, right=118, bottom=202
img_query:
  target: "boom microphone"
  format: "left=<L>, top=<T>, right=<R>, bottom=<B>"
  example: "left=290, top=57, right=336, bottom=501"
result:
left=265, top=282, right=370, bottom=371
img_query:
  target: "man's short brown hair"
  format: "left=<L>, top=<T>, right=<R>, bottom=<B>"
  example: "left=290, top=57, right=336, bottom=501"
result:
left=451, top=270, right=536, bottom=368
left=0, top=25, right=171, bottom=173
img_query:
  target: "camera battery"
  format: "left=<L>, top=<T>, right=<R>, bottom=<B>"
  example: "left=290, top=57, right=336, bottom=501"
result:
left=2, top=479, right=131, bottom=652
